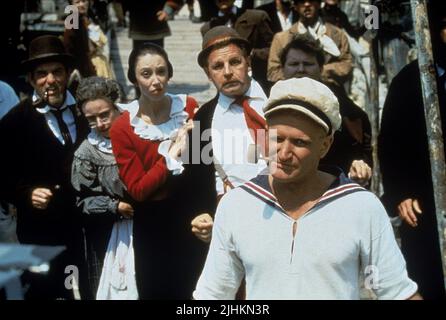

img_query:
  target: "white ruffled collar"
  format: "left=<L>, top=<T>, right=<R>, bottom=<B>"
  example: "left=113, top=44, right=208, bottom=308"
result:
left=88, top=129, right=113, bottom=154
left=122, top=94, right=189, bottom=141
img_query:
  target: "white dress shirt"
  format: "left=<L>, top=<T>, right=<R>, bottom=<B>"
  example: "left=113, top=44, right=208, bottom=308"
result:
left=276, top=10, right=293, bottom=31
left=211, top=79, right=268, bottom=195
left=33, top=91, right=77, bottom=145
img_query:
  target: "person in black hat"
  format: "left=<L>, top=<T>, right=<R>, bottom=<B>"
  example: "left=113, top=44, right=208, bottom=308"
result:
left=0, top=35, right=90, bottom=299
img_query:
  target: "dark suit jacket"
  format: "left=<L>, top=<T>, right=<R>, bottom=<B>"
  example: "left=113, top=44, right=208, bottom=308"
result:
left=0, top=97, right=89, bottom=298
left=256, top=1, right=299, bottom=34
left=183, top=96, right=219, bottom=217
left=201, top=8, right=274, bottom=93
left=378, top=60, right=446, bottom=299
left=126, top=0, right=183, bottom=40
left=379, top=61, right=446, bottom=217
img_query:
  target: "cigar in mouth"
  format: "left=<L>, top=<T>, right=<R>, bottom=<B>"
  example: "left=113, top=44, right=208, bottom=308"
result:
left=33, top=89, right=50, bottom=109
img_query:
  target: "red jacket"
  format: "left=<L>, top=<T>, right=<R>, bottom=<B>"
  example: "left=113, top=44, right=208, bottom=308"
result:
left=110, top=96, right=197, bottom=202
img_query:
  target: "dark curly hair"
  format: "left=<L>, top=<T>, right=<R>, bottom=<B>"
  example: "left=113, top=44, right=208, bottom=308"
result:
left=76, top=76, right=121, bottom=109
left=280, top=33, right=326, bottom=68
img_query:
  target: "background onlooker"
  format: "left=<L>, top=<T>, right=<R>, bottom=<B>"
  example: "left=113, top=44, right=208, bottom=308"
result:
left=0, top=80, right=20, bottom=243
left=126, top=0, right=183, bottom=49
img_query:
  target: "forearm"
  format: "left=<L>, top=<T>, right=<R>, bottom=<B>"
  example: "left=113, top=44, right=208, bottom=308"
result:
left=111, top=126, right=169, bottom=202
left=122, top=158, right=168, bottom=202
left=77, top=194, right=119, bottom=216
left=322, top=59, right=353, bottom=82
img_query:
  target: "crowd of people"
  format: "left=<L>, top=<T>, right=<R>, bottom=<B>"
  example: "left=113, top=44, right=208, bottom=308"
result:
left=0, top=0, right=445, bottom=300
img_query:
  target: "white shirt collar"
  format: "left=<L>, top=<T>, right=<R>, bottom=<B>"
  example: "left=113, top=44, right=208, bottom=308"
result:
left=217, top=78, right=266, bottom=113
left=276, top=10, right=293, bottom=31
left=88, top=129, right=113, bottom=154
left=34, top=90, right=76, bottom=114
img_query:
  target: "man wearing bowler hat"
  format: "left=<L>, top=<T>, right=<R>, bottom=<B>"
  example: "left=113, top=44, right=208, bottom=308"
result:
left=200, top=1, right=275, bottom=93
left=0, top=35, right=89, bottom=299
left=187, top=26, right=268, bottom=243
left=193, top=77, right=420, bottom=300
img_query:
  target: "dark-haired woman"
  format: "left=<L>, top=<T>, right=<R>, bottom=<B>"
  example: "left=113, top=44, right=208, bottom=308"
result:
left=110, top=43, right=206, bottom=299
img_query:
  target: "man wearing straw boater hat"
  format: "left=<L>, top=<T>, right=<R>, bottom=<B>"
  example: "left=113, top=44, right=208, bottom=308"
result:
left=0, top=35, right=89, bottom=299
left=193, top=77, right=420, bottom=300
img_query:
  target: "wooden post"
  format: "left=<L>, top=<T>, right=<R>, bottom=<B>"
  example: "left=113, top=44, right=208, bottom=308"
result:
left=367, top=0, right=381, bottom=195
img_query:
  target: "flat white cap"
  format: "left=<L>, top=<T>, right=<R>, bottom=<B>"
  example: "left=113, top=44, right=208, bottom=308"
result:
left=264, top=77, right=341, bottom=134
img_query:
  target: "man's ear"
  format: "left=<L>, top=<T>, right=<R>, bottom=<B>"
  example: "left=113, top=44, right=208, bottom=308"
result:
left=319, top=134, right=334, bottom=159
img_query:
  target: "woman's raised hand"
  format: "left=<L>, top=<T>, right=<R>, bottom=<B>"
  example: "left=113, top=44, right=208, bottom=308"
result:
left=168, top=120, right=194, bottom=160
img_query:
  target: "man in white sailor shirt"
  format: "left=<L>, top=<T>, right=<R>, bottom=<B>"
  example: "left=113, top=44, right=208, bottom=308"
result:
left=193, top=77, right=421, bottom=300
